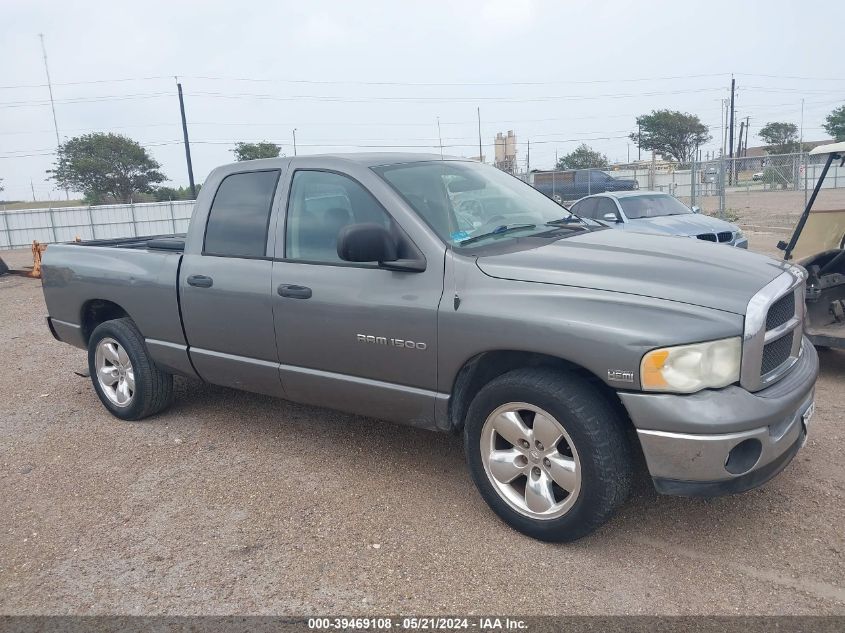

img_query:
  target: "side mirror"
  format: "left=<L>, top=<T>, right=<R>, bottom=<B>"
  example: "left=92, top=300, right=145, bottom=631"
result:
left=602, top=212, right=620, bottom=223
left=337, top=223, right=398, bottom=263
left=337, top=223, right=426, bottom=272
left=692, top=206, right=701, bottom=214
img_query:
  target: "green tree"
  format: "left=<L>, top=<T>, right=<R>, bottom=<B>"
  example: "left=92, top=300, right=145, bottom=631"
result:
left=823, top=105, right=845, bottom=141
left=153, top=184, right=201, bottom=201
left=555, top=144, right=608, bottom=170
left=232, top=141, right=281, bottom=161
left=630, top=110, right=710, bottom=163
left=758, top=122, right=800, bottom=155
left=48, top=133, right=165, bottom=203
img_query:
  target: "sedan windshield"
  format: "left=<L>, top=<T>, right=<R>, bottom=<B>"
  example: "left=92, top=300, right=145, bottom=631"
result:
left=619, top=194, right=693, bottom=219
left=373, top=160, right=589, bottom=247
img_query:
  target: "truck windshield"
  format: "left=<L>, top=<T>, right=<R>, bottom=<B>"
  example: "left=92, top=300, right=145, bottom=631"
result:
left=619, top=194, right=693, bottom=219
left=374, top=160, right=588, bottom=247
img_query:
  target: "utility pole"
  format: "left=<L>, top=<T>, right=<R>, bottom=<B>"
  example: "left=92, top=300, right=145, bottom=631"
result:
left=436, top=117, right=444, bottom=159
left=176, top=80, right=196, bottom=198
left=743, top=116, right=750, bottom=157
left=637, top=123, right=641, bottom=161
left=526, top=139, right=530, bottom=172
left=30, top=180, right=36, bottom=202
left=737, top=121, right=745, bottom=159
left=292, top=128, right=297, bottom=156
left=477, top=107, right=483, bottom=162
left=39, top=34, right=68, bottom=200
left=799, top=98, right=805, bottom=154
left=728, top=76, right=736, bottom=184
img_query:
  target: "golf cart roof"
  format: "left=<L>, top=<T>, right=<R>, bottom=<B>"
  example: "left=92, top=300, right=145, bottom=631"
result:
left=809, top=142, right=845, bottom=156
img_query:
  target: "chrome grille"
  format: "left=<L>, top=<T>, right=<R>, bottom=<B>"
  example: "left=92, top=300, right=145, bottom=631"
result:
left=717, top=231, right=733, bottom=243
left=766, top=292, right=795, bottom=331
left=761, top=334, right=793, bottom=375
left=696, top=233, right=717, bottom=242
left=740, top=269, right=806, bottom=392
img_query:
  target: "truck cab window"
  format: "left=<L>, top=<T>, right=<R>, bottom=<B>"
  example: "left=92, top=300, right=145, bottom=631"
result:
left=285, top=170, right=392, bottom=263
left=204, top=170, right=280, bottom=257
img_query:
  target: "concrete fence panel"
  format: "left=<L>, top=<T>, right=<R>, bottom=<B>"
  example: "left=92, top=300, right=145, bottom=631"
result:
left=0, top=200, right=195, bottom=249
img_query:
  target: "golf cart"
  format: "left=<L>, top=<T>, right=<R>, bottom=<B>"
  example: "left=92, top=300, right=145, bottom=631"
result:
left=779, top=142, right=845, bottom=349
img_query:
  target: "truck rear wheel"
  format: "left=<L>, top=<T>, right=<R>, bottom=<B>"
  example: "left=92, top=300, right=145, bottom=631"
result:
left=87, top=318, right=174, bottom=421
left=464, top=368, right=633, bottom=542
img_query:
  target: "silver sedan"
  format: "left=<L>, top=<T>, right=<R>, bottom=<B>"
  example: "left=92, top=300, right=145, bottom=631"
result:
left=569, top=191, right=748, bottom=248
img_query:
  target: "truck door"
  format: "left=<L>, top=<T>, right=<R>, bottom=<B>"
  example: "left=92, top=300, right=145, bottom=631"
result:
left=271, top=168, right=444, bottom=426
left=180, top=168, right=285, bottom=397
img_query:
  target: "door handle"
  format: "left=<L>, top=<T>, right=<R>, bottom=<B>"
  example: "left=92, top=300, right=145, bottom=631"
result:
left=277, top=284, right=312, bottom=299
left=187, top=274, right=214, bottom=288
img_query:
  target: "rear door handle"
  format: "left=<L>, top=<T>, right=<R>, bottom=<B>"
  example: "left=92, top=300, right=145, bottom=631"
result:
left=277, top=284, right=312, bottom=299
left=186, top=274, right=213, bottom=288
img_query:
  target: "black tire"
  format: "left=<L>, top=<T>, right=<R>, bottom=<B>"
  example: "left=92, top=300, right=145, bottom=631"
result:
left=87, top=318, right=173, bottom=421
left=464, top=367, right=633, bottom=542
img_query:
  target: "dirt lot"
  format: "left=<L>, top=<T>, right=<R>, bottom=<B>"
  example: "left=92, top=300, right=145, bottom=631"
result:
left=1, top=245, right=844, bottom=616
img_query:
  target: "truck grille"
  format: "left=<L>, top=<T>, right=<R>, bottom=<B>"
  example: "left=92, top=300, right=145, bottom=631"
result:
left=766, top=292, right=795, bottom=331
left=740, top=270, right=806, bottom=392
left=761, top=334, right=794, bottom=375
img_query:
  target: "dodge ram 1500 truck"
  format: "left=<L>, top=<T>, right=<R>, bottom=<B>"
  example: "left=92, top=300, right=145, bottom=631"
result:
left=42, top=154, right=819, bottom=541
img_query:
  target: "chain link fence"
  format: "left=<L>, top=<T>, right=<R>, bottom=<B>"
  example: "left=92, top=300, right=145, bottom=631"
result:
left=525, top=151, right=845, bottom=255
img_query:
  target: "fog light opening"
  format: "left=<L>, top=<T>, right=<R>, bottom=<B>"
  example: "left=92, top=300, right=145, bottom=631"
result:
left=725, top=438, right=763, bottom=475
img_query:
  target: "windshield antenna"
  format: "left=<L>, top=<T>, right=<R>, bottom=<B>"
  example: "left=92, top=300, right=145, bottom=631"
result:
left=437, top=117, right=444, bottom=160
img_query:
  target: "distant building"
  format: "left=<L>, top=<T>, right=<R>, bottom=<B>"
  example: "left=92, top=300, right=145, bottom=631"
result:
left=742, top=139, right=833, bottom=158
left=494, top=130, right=517, bottom=174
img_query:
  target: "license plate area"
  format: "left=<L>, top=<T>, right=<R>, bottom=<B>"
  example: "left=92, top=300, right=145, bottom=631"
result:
left=800, top=400, right=815, bottom=447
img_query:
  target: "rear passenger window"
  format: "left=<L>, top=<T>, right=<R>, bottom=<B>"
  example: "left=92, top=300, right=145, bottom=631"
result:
left=204, top=170, right=280, bottom=257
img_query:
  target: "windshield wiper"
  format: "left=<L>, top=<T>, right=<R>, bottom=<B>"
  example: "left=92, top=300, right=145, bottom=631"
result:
left=459, top=223, right=536, bottom=246
left=545, top=209, right=597, bottom=230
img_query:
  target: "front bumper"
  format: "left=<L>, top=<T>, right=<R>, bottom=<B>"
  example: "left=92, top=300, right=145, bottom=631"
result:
left=733, top=237, right=749, bottom=249
left=620, top=338, right=818, bottom=497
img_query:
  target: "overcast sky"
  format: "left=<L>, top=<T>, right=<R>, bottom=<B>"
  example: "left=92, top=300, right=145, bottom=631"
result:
left=1, top=0, right=843, bottom=200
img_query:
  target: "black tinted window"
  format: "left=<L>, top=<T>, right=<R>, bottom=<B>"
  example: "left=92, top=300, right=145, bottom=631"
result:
left=204, top=170, right=280, bottom=257
left=573, top=198, right=597, bottom=218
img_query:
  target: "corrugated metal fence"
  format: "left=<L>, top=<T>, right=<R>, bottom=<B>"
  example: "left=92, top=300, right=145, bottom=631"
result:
left=0, top=200, right=195, bottom=249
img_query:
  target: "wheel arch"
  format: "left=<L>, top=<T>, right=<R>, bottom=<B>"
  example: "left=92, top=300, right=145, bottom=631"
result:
left=447, top=350, right=630, bottom=433
left=80, top=299, right=132, bottom=345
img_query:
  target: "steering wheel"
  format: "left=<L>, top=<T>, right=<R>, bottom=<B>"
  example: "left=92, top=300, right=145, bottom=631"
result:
left=458, top=199, right=484, bottom=216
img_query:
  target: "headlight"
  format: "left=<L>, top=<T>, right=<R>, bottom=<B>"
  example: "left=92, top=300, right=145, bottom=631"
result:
left=640, top=337, right=741, bottom=393
left=735, top=230, right=745, bottom=240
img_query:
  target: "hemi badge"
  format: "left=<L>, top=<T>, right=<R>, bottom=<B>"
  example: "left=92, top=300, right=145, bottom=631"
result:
left=608, top=369, right=634, bottom=383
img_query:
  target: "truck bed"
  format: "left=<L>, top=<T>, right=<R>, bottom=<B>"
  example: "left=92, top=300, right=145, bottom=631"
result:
left=40, top=238, right=191, bottom=376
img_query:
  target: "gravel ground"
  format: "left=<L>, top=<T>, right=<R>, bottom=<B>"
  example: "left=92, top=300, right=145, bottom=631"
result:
left=0, top=246, right=843, bottom=616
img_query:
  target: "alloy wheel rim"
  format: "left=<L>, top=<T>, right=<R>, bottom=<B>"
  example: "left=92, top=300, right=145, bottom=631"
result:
left=94, top=337, right=135, bottom=408
left=480, top=402, right=581, bottom=520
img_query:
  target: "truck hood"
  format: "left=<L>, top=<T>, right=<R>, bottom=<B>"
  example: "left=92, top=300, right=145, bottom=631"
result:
left=475, top=229, right=792, bottom=314
left=625, top=213, right=737, bottom=236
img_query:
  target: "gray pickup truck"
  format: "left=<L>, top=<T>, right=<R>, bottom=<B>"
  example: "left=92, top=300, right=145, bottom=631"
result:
left=42, top=154, right=818, bottom=541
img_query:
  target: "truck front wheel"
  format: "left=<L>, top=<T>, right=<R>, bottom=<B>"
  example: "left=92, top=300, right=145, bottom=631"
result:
left=464, top=368, right=633, bottom=542
left=87, top=318, right=174, bottom=421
